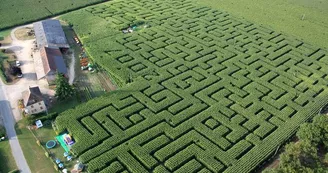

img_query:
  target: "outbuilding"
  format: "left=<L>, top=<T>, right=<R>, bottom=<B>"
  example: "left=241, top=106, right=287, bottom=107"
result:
left=35, top=46, right=68, bottom=84
left=33, top=19, right=70, bottom=50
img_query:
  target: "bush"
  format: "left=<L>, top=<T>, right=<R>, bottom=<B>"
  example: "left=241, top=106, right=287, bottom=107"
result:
left=45, top=152, right=49, bottom=158
left=0, top=126, right=6, bottom=137
left=25, top=112, right=58, bottom=125
left=36, top=140, right=41, bottom=146
left=325, top=153, right=328, bottom=163
left=54, top=164, right=58, bottom=171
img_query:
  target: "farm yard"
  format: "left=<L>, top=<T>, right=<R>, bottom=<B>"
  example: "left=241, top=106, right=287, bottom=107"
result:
left=54, top=0, right=328, bottom=172
left=61, top=22, right=117, bottom=103
left=0, top=0, right=108, bottom=30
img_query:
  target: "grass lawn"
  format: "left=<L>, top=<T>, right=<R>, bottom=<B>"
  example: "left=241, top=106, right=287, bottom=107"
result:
left=15, top=121, right=56, bottom=173
left=0, top=29, right=11, bottom=38
left=49, top=97, right=80, bottom=114
left=194, top=0, right=328, bottom=48
left=15, top=119, right=77, bottom=173
left=0, top=127, right=17, bottom=173
left=32, top=124, right=75, bottom=170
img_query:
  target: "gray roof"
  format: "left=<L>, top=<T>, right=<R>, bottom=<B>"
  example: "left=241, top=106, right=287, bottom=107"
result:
left=22, top=86, right=44, bottom=106
left=33, top=20, right=70, bottom=49
left=40, top=47, right=67, bottom=75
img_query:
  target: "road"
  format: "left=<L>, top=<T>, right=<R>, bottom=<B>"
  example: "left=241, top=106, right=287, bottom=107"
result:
left=0, top=80, right=31, bottom=173
left=0, top=25, right=38, bottom=173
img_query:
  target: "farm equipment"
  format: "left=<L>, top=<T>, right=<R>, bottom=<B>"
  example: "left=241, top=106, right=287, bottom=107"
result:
left=74, top=36, right=81, bottom=45
left=26, top=29, right=34, bottom=36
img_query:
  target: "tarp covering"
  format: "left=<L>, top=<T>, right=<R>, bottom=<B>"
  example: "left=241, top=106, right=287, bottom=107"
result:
left=56, top=134, right=69, bottom=152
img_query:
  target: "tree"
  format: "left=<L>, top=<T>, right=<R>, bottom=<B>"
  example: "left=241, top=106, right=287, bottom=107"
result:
left=10, top=66, right=22, bottom=76
left=266, top=115, right=328, bottom=173
left=278, top=141, right=322, bottom=173
left=297, top=115, right=328, bottom=148
left=0, top=126, right=5, bottom=137
left=297, top=123, right=322, bottom=146
left=54, top=73, right=75, bottom=101
left=312, top=115, right=328, bottom=148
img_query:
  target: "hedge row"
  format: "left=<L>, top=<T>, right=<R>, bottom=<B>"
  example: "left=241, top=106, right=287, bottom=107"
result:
left=55, top=0, right=328, bottom=172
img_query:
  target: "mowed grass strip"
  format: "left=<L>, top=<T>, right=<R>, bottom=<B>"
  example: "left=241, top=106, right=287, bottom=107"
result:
left=15, top=121, right=56, bottom=173
left=0, top=126, right=17, bottom=172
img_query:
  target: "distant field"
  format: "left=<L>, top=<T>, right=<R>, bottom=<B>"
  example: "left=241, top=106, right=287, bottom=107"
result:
left=194, top=0, right=328, bottom=48
left=56, top=0, right=328, bottom=172
left=0, top=0, right=107, bottom=30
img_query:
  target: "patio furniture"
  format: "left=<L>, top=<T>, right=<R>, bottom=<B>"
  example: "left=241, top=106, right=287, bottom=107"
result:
left=55, top=158, right=61, bottom=164
left=67, top=155, right=72, bottom=161
left=59, top=163, right=64, bottom=169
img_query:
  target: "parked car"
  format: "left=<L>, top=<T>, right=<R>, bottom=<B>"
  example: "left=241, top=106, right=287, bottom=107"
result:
left=16, top=60, right=20, bottom=66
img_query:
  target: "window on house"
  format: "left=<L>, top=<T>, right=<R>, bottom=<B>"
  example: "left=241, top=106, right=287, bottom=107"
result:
left=40, top=107, right=43, bottom=110
left=39, top=102, right=41, bottom=105
left=31, top=105, right=34, bottom=108
left=34, top=109, right=37, bottom=112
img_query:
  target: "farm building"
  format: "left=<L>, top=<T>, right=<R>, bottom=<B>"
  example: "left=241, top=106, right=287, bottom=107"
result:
left=33, top=19, right=70, bottom=50
left=22, top=86, right=47, bottom=115
left=35, top=46, right=68, bottom=84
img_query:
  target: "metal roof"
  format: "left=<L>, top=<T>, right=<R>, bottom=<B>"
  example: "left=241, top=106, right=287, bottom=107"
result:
left=33, top=20, right=70, bottom=49
left=40, top=47, right=68, bottom=75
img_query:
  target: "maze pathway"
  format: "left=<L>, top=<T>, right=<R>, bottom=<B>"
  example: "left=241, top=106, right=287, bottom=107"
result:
left=57, top=0, right=328, bottom=172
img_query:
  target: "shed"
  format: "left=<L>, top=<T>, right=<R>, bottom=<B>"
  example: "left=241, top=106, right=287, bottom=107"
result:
left=35, top=47, right=67, bottom=84
left=33, top=20, right=69, bottom=49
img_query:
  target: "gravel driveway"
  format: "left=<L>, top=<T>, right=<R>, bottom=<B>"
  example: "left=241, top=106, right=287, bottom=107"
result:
left=0, top=24, right=56, bottom=173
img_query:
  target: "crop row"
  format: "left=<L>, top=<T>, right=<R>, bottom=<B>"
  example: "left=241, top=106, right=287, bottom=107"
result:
left=0, top=0, right=106, bottom=30
left=56, top=0, right=328, bottom=172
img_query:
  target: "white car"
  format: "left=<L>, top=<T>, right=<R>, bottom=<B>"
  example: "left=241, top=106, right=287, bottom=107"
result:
left=16, top=60, right=20, bottom=66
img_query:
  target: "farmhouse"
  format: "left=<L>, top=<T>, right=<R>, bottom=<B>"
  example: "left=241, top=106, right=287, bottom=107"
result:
left=35, top=46, right=68, bottom=84
left=22, top=86, right=47, bottom=115
left=33, top=19, right=69, bottom=50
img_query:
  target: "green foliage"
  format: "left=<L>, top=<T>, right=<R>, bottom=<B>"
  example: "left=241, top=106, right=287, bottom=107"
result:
left=25, top=112, right=58, bottom=125
left=266, top=115, right=328, bottom=173
left=325, top=153, right=328, bottom=163
left=0, top=0, right=106, bottom=30
left=55, top=0, right=328, bottom=172
left=279, top=141, right=321, bottom=172
left=0, top=126, right=5, bottom=137
left=55, top=73, right=75, bottom=101
left=297, top=115, right=328, bottom=147
left=8, top=170, right=20, bottom=173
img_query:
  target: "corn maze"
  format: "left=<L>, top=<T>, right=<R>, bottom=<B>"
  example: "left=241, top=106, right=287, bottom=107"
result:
left=56, top=0, right=328, bottom=172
